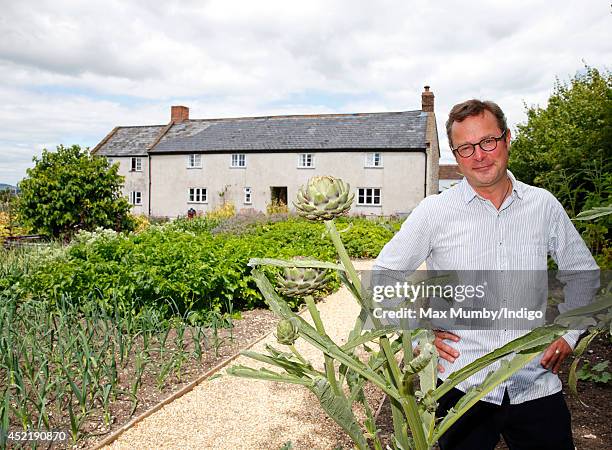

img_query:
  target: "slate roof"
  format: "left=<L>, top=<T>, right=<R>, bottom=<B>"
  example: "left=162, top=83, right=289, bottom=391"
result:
left=94, top=110, right=428, bottom=156
left=93, top=125, right=166, bottom=156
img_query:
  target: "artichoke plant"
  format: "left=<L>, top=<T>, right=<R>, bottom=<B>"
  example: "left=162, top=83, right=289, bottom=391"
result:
left=276, top=257, right=329, bottom=297
left=293, top=175, right=354, bottom=220
left=228, top=175, right=610, bottom=450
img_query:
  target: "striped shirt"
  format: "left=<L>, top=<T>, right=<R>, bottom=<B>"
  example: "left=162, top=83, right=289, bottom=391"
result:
left=373, top=170, right=600, bottom=405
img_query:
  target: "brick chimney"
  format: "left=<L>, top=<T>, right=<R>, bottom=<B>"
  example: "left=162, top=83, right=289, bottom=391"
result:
left=421, top=86, right=434, bottom=112
left=171, top=105, right=189, bottom=123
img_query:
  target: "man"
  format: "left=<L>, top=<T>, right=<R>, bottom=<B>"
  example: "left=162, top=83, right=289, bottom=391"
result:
left=373, top=99, right=599, bottom=449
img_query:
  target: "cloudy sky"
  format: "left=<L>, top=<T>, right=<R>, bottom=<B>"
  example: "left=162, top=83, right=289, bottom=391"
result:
left=1, top=0, right=610, bottom=185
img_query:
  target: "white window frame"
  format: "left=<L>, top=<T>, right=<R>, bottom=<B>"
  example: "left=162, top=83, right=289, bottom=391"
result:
left=244, top=187, right=252, bottom=204
left=130, top=157, right=142, bottom=172
left=187, top=154, right=202, bottom=169
left=231, top=153, right=246, bottom=168
left=188, top=187, right=208, bottom=204
left=357, top=187, right=381, bottom=206
left=297, top=153, right=315, bottom=168
left=129, top=191, right=142, bottom=206
left=365, top=152, right=383, bottom=168
left=107, top=157, right=114, bottom=165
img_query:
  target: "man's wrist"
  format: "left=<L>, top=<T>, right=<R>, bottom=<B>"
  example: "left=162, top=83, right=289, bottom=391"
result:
left=561, top=330, right=582, bottom=350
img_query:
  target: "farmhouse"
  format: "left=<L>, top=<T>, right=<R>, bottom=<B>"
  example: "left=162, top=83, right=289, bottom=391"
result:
left=93, top=87, right=440, bottom=217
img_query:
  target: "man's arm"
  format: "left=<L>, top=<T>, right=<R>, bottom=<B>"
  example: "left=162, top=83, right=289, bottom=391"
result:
left=541, top=197, right=600, bottom=373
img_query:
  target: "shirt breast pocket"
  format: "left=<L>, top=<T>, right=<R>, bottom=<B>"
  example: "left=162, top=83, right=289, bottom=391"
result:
left=509, top=244, right=549, bottom=270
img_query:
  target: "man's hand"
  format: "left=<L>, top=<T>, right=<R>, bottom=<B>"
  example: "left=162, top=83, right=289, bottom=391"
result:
left=433, top=330, right=460, bottom=373
left=541, top=337, right=572, bottom=374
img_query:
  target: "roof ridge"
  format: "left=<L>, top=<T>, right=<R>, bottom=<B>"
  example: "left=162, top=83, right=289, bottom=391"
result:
left=181, top=110, right=420, bottom=123
left=114, top=124, right=166, bottom=129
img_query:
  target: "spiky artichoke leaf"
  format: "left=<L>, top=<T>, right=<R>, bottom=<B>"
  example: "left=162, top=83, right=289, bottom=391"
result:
left=567, top=328, right=601, bottom=401
left=554, top=294, right=612, bottom=327
left=434, top=324, right=566, bottom=401
left=226, top=365, right=312, bottom=386
left=309, top=376, right=369, bottom=449
left=341, top=328, right=394, bottom=352
left=432, top=350, right=543, bottom=444
left=240, top=350, right=312, bottom=378
left=415, top=332, right=438, bottom=441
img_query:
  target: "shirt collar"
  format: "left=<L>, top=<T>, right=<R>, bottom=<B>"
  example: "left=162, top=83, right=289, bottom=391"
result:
left=460, top=169, right=524, bottom=204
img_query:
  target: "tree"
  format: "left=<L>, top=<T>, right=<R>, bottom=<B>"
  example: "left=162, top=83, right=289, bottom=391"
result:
left=509, top=66, right=611, bottom=261
left=18, top=144, right=134, bottom=238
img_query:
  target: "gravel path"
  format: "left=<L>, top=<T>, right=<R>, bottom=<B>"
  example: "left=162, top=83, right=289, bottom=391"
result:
left=104, top=260, right=376, bottom=450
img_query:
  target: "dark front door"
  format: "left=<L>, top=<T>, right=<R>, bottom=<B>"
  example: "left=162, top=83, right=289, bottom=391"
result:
left=270, top=186, right=288, bottom=205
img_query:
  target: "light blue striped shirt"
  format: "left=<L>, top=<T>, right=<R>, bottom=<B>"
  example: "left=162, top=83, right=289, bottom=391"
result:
left=373, top=171, right=600, bottom=405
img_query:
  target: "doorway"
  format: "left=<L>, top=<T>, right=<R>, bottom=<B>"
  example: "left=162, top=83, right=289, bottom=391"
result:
left=270, top=186, right=288, bottom=205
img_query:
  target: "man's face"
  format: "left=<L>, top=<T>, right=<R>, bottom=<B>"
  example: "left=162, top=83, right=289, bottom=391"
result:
left=450, top=110, right=511, bottom=191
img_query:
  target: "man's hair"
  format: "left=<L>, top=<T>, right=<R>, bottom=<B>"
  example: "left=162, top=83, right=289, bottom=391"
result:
left=446, top=99, right=508, bottom=148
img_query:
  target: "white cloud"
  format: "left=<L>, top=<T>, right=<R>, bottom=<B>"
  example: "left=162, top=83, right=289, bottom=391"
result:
left=0, top=0, right=610, bottom=183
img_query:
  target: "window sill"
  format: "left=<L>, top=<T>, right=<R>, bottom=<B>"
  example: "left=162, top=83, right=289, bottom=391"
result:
left=364, top=166, right=384, bottom=169
left=187, top=166, right=202, bottom=170
left=356, top=204, right=382, bottom=207
left=297, top=166, right=316, bottom=169
left=187, top=201, right=208, bottom=204
left=229, top=166, right=246, bottom=169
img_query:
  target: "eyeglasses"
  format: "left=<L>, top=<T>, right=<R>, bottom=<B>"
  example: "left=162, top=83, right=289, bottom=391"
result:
left=452, top=130, right=507, bottom=158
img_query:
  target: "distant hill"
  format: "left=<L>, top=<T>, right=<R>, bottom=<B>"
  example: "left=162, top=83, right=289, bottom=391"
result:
left=0, top=183, right=17, bottom=192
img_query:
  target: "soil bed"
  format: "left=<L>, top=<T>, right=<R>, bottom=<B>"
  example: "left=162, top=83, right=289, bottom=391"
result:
left=67, top=308, right=276, bottom=449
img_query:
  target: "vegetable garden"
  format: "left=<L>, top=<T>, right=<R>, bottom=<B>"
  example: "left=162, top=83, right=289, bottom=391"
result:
left=0, top=212, right=400, bottom=448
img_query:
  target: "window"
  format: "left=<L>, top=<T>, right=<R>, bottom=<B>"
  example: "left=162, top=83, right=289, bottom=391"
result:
left=187, top=154, right=202, bottom=168
left=357, top=188, right=381, bottom=206
left=130, top=157, right=142, bottom=172
left=231, top=154, right=246, bottom=168
left=365, top=152, right=383, bottom=167
left=129, top=191, right=142, bottom=205
left=107, top=157, right=114, bottom=165
left=188, top=187, right=207, bottom=203
left=297, top=153, right=314, bottom=168
left=244, top=187, right=252, bottom=204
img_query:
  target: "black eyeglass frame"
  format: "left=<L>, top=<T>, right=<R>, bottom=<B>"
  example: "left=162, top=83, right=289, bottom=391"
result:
left=451, top=129, right=508, bottom=158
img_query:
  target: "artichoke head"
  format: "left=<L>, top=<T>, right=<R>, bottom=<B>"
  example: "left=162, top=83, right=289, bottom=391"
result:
left=276, top=318, right=299, bottom=345
left=293, top=176, right=354, bottom=220
left=275, top=257, right=329, bottom=298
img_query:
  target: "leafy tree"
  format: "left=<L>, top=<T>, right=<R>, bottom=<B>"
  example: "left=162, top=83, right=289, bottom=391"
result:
left=509, top=66, right=611, bottom=263
left=18, top=144, right=134, bottom=238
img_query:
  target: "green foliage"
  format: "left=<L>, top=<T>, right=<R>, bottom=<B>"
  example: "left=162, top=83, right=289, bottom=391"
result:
left=509, top=66, right=611, bottom=260
left=337, top=218, right=396, bottom=258
left=577, top=360, right=611, bottom=384
left=17, top=144, right=135, bottom=239
left=3, top=216, right=398, bottom=317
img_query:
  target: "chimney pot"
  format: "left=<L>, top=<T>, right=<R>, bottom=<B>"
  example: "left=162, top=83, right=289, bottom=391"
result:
left=171, top=105, right=189, bottom=123
left=421, top=86, right=434, bottom=112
